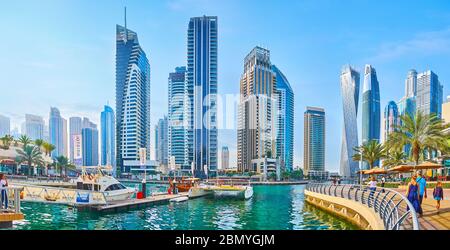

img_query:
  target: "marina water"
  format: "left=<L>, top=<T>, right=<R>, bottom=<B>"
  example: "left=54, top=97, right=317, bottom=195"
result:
left=11, top=185, right=356, bottom=230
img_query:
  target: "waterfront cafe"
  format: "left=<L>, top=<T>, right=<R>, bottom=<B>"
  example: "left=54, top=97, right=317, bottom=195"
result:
left=387, top=162, right=445, bottom=181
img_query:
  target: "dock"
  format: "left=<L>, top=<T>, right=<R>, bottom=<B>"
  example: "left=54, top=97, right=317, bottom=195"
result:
left=0, top=187, right=24, bottom=228
left=89, top=192, right=191, bottom=213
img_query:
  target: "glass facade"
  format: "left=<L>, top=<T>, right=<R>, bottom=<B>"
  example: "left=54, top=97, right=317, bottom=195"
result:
left=362, top=65, right=380, bottom=169
left=384, top=101, right=400, bottom=142
left=304, top=107, right=325, bottom=174
left=101, top=105, right=116, bottom=175
left=0, top=115, right=10, bottom=137
left=339, top=65, right=360, bottom=178
left=115, top=20, right=151, bottom=173
left=416, top=70, right=443, bottom=118
left=168, top=67, right=187, bottom=171
left=186, top=16, right=218, bottom=178
left=24, top=114, right=44, bottom=141
left=155, top=116, right=168, bottom=165
left=272, top=65, right=294, bottom=172
left=237, top=47, right=277, bottom=173
left=49, top=107, right=67, bottom=158
left=82, top=126, right=99, bottom=166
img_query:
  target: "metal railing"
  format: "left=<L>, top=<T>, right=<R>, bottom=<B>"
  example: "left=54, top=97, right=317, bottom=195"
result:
left=0, top=187, right=23, bottom=214
left=306, top=183, right=420, bottom=230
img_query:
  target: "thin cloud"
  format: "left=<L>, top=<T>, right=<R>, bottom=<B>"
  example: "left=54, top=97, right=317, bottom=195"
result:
left=368, top=27, right=450, bottom=62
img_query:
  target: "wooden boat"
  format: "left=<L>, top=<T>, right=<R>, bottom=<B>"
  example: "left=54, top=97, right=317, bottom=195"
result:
left=173, top=177, right=201, bottom=192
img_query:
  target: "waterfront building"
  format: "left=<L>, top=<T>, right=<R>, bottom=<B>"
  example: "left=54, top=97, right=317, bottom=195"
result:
left=304, top=107, right=325, bottom=176
left=339, top=65, right=360, bottom=179
left=273, top=65, right=294, bottom=172
left=442, top=96, right=450, bottom=124
left=82, top=125, right=99, bottom=166
left=49, top=107, right=67, bottom=158
left=69, top=117, right=82, bottom=165
left=155, top=116, right=168, bottom=166
left=0, top=115, right=10, bottom=137
left=185, top=16, right=218, bottom=178
left=362, top=65, right=380, bottom=169
left=398, top=70, right=418, bottom=119
left=115, top=9, right=151, bottom=174
left=23, top=114, right=45, bottom=141
left=168, top=67, right=187, bottom=172
left=237, top=46, right=277, bottom=173
left=221, top=146, right=229, bottom=170
left=383, top=101, right=400, bottom=142
left=416, top=70, right=443, bottom=118
left=101, top=105, right=116, bottom=175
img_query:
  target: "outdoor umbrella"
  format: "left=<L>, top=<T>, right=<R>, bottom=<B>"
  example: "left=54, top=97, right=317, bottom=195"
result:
left=387, top=165, right=414, bottom=173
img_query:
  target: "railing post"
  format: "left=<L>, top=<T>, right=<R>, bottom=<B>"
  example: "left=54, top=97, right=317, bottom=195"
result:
left=14, top=188, right=21, bottom=213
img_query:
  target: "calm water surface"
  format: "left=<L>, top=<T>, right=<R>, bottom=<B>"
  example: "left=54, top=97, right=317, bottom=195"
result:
left=11, top=185, right=356, bottom=230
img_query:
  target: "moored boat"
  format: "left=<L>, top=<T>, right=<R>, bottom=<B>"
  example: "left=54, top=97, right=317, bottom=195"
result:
left=76, top=166, right=136, bottom=202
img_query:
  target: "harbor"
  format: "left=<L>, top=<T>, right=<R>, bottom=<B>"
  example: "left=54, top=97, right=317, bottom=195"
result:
left=9, top=184, right=356, bottom=230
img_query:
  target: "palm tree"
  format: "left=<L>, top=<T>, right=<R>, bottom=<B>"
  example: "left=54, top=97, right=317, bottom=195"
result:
left=387, top=112, right=448, bottom=165
left=55, top=156, right=69, bottom=177
left=383, top=150, right=406, bottom=169
left=352, top=140, right=386, bottom=170
left=15, top=145, right=45, bottom=176
left=0, top=134, right=14, bottom=150
left=18, top=135, right=32, bottom=148
left=34, top=139, right=44, bottom=151
left=42, top=142, right=56, bottom=157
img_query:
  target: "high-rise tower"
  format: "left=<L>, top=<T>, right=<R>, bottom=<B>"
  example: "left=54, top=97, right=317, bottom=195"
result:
left=115, top=8, right=151, bottom=174
left=185, top=16, right=218, bottom=178
left=340, top=65, right=360, bottom=178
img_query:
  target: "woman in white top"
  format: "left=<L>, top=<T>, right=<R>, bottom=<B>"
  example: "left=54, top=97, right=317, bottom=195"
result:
left=0, top=174, right=8, bottom=209
left=367, top=176, right=377, bottom=205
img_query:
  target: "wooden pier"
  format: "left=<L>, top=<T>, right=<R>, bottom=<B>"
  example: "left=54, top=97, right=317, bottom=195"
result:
left=87, top=192, right=191, bottom=213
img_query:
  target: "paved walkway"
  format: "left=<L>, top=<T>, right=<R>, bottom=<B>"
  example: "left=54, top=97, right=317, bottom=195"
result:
left=395, top=188, right=450, bottom=230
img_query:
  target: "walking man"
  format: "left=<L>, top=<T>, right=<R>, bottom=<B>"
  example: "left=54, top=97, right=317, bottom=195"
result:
left=416, top=171, right=427, bottom=206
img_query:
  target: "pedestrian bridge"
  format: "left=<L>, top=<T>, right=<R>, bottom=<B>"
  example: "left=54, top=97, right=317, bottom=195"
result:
left=305, top=183, right=420, bottom=230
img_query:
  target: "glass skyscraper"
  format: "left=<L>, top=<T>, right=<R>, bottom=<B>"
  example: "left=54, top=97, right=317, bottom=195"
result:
left=186, top=16, right=218, bottom=178
left=155, top=116, right=168, bottom=166
left=69, top=117, right=82, bottom=165
left=115, top=10, right=151, bottom=173
left=416, top=70, right=443, bottom=118
left=0, top=115, right=10, bottom=137
left=82, top=125, right=99, bottom=166
left=237, top=47, right=277, bottom=173
left=362, top=65, right=380, bottom=169
left=304, top=107, right=325, bottom=175
left=273, top=65, right=294, bottom=172
left=168, top=67, right=187, bottom=171
left=340, top=65, right=360, bottom=178
left=221, top=146, right=229, bottom=170
left=101, top=105, right=116, bottom=175
left=49, top=107, right=67, bottom=158
left=384, top=101, right=400, bottom=142
left=24, top=114, right=44, bottom=141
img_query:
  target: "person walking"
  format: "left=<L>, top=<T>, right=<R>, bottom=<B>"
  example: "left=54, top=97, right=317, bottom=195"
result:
left=381, top=176, right=386, bottom=193
left=433, top=182, right=444, bottom=213
left=367, top=176, right=377, bottom=206
left=0, top=174, right=8, bottom=209
left=416, top=171, right=427, bottom=205
left=406, top=175, right=422, bottom=217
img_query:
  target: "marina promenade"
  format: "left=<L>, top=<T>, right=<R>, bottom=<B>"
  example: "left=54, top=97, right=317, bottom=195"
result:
left=395, top=188, right=450, bottom=230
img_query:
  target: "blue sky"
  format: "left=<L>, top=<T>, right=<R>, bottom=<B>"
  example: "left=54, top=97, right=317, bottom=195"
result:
left=1, top=0, right=450, bottom=172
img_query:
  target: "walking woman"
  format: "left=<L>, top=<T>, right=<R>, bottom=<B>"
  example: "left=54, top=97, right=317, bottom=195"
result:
left=406, top=175, right=422, bottom=217
left=0, top=173, right=8, bottom=209
left=433, top=182, right=444, bottom=213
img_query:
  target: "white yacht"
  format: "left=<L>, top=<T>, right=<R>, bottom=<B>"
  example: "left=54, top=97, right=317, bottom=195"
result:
left=76, top=166, right=136, bottom=202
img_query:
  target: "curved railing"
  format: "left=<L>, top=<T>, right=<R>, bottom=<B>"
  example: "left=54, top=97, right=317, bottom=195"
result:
left=306, top=183, right=420, bottom=230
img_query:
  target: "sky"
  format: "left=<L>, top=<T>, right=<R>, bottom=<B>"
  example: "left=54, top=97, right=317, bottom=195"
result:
left=1, top=0, right=450, bottom=173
